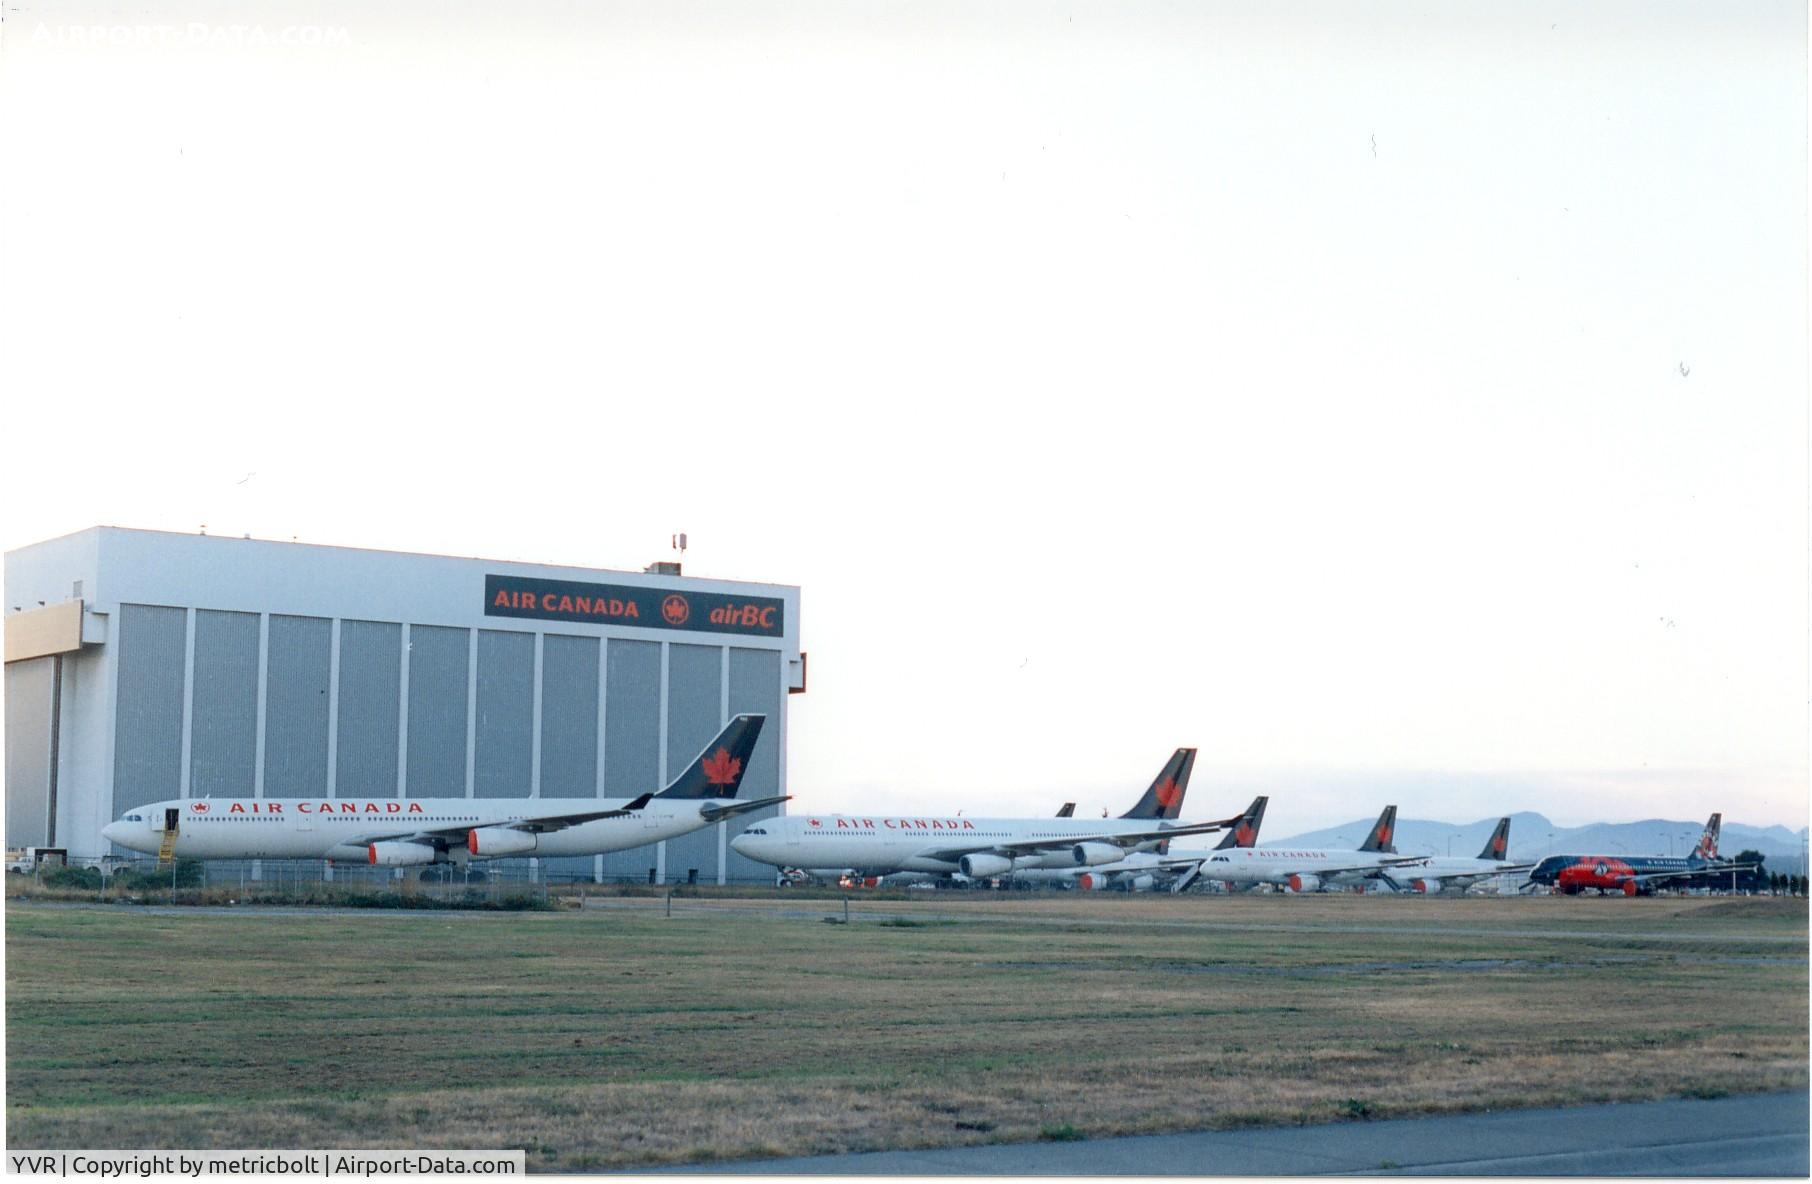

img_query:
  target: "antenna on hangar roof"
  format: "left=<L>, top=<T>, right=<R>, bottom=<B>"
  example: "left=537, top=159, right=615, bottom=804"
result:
left=648, top=532, right=688, bottom=577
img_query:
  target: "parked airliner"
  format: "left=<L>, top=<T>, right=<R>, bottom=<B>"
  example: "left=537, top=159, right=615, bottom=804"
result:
left=1374, top=818, right=1531, bottom=893
left=101, top=715, right=780, bottom=866
left=1021, top=795, right=1269, bottom=892
left=731, top=748, right=1240, bottom=879
left=1191, top=806, right=1424, bottom=892
left=798, top=801, right=1093, bottom=887
left=1525, top=813, right=1752, bottom=895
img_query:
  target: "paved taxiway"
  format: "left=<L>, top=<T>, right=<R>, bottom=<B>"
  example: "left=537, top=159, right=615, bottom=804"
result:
left=658, top=1090, right=1809, bottom=1176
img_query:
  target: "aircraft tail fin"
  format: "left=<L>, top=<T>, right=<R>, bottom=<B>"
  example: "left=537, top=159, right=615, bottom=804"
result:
left=1358, top=805, right=1398, bottom=853
left=655, top=714, right=765, bottom=800
left=1055, top=803, right=1076, bottom=818
left=1691, top=812, right=1722, bottom=862
left=1214, top=796, right=1268, bottom=850
left=1119, top=748, right=1196, bottom=820
left=1477, top=817, right=1511, bottom=862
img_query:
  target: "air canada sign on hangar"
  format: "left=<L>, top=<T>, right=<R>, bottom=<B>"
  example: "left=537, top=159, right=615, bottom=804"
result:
left=484, top=574, right=785, bottom=638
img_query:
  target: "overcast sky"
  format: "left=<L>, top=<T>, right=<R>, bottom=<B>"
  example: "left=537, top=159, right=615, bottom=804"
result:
left=3, top=1, right=1806, bottom=834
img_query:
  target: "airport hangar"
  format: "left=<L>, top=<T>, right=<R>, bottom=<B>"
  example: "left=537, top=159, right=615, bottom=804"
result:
left=4, top=526, right=805, bottom=884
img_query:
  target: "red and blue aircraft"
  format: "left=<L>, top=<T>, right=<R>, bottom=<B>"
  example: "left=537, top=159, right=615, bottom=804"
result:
left=1526, top=813, right=1754, bottom=896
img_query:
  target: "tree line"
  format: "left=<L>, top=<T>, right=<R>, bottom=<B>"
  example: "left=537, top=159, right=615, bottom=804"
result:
left=1725, top=849, right=1807, bottom=896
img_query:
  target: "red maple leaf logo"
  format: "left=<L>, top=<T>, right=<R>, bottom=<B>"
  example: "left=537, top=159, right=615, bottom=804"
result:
left=190, top=801, right=210, bottom=813
left=661, top=595, right=690, bottom=626
left=1376, top=826, right=1392, bottom=846
left=1153, top=777, right=1181, bottom=812
left=701, top=747, right=742, bottom=787
left=1233, top=822, right=1256, bottom=846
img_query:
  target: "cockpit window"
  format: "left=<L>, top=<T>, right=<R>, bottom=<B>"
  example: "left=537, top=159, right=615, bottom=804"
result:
left=125, top=814, right=142, bottom=822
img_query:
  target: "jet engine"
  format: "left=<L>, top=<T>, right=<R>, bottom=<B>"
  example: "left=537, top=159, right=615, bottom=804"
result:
left=1075, top=873, right=1106, bottom=891
left=467, top=827, right=537, bottom=857
left=367, top=841, right=438, bottom=866
left=1286, top=873, right=1322, bottom=893
left=1124, top=874, right=1156, bottom=892
left=959, top=853, right=1014, bottom=878
left=1408, top=877, right=1442, bottom=894
left=1072, top=841, right=1123, bottom=867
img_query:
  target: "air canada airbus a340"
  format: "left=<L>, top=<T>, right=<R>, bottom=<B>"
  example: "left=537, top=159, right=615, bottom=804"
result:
left=101, top=715, right=780, bottom=867
left=729, top=747, right=1244, bottom=880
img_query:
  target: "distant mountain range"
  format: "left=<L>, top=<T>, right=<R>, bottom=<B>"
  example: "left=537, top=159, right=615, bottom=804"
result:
left=1267, top=811, right=1809, bottom=872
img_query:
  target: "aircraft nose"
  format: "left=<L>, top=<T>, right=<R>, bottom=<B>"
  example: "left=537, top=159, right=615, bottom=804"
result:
left=100, top=822, right=124, bottom=844
left=729, top=834, right=754, bottom=855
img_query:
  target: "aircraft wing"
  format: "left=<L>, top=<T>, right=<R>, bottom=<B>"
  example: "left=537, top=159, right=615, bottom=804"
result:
left=918, top=818, right=1236, bottom=864
left=1323, top=856, right=1436, bottom=878
left=1143, top=856, right=1211, bottom=871
left=1103, top=855, right=1209, bottom=876
left=343, top=793, right=655, bottom=848
left=1381, top=861, right=1536, bottom=885
left=699, top=794, right=792, bottom=823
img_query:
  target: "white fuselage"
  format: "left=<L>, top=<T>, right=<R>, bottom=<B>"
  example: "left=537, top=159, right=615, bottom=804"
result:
left=102, top=797, right=718, bottom=862
left=730, top=812, right=1175, bottom=874
left=1195, top=846, right=1406, bottom=888
left=1377, top=855, right=1522, bottom=891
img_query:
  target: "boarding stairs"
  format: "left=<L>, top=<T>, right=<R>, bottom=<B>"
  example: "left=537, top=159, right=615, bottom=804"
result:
left=157, top=808, right=179, bottom=867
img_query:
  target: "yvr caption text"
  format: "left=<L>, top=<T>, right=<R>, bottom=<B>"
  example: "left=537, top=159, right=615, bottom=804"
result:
left=10, top=1153, right=522, bottom=1178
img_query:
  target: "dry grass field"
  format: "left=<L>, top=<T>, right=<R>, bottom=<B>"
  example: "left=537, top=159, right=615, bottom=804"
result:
left=7, top=892, right=1806, bottom=1170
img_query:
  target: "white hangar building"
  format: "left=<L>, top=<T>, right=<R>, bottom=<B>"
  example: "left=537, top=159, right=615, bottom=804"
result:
left=4, top=527, right=804, bottom=883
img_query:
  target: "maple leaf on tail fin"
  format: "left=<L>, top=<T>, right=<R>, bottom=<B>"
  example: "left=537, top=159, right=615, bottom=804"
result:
left=702, top=748, right=742, bottom=787
left=1480, top=818, right=1511, bottom=861
left=1120, top=748, right=1196, bottom=820
left=1216, top=797, right=1268, bottom=850
left=1360, top=806, right=1398, bottom=853
left=656, top=714, right=765, bottom=799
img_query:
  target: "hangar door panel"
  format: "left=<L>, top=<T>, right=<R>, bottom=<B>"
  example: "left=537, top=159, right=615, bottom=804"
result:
left=337, top=620, right=400, bottom=797
left=190, top=610, right=259, bottom=798
left=663, top=644, right=724, bottom=884
left=406, top=625, right=470, bottom=797
left=264, top=615, right=330, bottom=797
left=112, top=604, right=187, bottom=814
left=600, top=639, right=659, bottom=881
left=5, top=657, right=53, bottom=848
left=474, top=630, right=533, bottom=799
left=725, top=647, right=783, bottom=883
left=540, top=633, right=600, bottom=879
